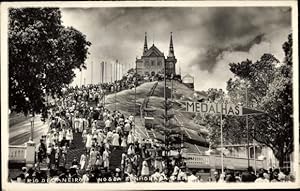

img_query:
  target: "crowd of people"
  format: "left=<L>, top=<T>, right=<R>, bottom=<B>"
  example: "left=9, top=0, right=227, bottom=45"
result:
left=212, top=167, right=295, bottom=183
left=10, top=73, right=295, bottom=184
left=11, top=83, right=182, bottom=183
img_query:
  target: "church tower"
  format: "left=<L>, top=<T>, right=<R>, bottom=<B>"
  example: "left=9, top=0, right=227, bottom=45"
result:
left=166, top=32, right=177, bottom=76
left=143, top=32, right=148, bottom=55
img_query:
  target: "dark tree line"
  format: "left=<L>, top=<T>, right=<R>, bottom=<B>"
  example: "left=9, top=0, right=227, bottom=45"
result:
left=9, top=8, right=91, bottom=115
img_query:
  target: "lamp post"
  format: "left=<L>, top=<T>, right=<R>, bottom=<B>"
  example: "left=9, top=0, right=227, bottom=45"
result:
left=246, top=84, right=250, bottom=169
left=115, top=60, right=118, bottom=111
left=30, top=117, right=34, bottom=141
left=220, top=113, right=224, bottom=174
left=26, top=97, right=34, bottom=142
left=134, top=61, right=137, bottom=135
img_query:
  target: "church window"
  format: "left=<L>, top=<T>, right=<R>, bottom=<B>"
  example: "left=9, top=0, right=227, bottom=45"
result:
left=158, top=61, right=162, bottom=66
left=151, top=60, right=155, bottom=66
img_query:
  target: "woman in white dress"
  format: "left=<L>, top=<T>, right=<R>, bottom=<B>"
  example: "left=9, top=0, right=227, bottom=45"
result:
left=111, top=131, right=120, bottom=147
left=127, top=131, right=134, bottom=145
left=91, top=124, right=97, bottom=135
left=125, top=158, right=133, bottom=174
left=78, top=117, right=84, bottom=133
left=141, top=160, right=149, bottom=177
left=69, top=129, right=73, bottom=146
left=97, top=130, right=104, bottom=146
left=103, top=138, right=110, bottom=150
left=80, top=153, right=86, bottom=170
left=46, top=134, right=51, bottom=149
left=127, top=145, right=135, bottom=156
left=58, top=130, right=64, bottom=145
left=89, top=148, right=97, bottom=169
left=154, top=156, right=163, bottom=173
left=82, top=129, right=87, bottom=144
left=95, top=155, right=103, bottom=168
left=73, top=116, right=80, bottom=133
left=103, top=148, right=110, bottom=169
left=85, top=132, right=92, bottom=153
left=121, top=153, right=127, bottom=172
left=121, top=135, right=127, bottom=149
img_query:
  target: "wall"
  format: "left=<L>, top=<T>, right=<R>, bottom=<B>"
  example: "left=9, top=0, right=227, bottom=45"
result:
left=142, top=56, right=165, bottom=75
left=9, top=145, right=26, bottom=162
left=183, top=152, right=266, bottom=171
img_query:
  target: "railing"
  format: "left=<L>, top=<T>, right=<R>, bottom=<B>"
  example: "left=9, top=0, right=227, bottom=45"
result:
left=184, top=154, right=210, bottom=167
left=183, top=153, right=266, bottom=170
left=9, top=145, right=26, bottom=162
left=213, top=155, right=265, bottom=170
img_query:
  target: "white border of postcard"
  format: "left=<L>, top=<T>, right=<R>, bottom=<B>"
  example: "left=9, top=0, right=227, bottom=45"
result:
left=1, top=1, right=299, bottom=190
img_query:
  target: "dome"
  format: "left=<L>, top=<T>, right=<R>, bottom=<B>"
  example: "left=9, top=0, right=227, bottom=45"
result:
left=182, top=74, right=194, bottom=84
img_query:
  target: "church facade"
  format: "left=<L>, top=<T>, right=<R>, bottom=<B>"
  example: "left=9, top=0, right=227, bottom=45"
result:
left=136, top=32, right=177, bottom=77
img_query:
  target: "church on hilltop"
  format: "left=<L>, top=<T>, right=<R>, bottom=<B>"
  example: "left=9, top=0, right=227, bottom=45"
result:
left=136, top=32, right=177, bottom=77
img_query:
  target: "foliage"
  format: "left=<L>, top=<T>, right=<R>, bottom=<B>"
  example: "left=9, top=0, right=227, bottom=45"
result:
left=9, top=8, right=91, bottom=115
left=226, top=34, right=293, bottom=166
left=194, top=88, right=225, bottom=148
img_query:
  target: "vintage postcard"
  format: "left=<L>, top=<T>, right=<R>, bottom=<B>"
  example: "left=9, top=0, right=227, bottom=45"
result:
left=1, top=1, right=299, bottom=190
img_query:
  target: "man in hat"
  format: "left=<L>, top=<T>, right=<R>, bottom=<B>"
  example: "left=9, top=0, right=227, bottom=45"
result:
left=36, top=139, right=46, bottom=164
left=241, top=166, right=256, bottom=182
left=72, top=157, right=79, bottom=168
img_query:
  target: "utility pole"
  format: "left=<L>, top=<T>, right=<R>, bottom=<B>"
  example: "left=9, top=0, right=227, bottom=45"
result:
left=134, top=61, right=137, bottom=135
left=246, top=85, right=250, bottom=168
left=111, top=62, right=113, bottom=83
left=163, top=59, right=168, bottom=174
left=80, top=70, right=83, bottom=87
left=253, top=130, right=256, bottom=174
left=103, top=61, right=106, bottom=108
left=220, top=112, right=224, bottom=174
left=171, top=74, right=173, bottom=100
left=30, top=115, right=34, bottom=141
left=91, top=61, right=93, bottom=85
left=100, top=61, right=103, bottom=105
left=115, top=60, right=117, bottom=111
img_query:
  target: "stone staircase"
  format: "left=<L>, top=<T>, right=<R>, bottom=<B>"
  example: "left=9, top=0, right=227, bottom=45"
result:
left=62, top=132, right=86, bottom=169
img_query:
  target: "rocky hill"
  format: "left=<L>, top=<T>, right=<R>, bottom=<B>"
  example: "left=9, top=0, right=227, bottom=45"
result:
left=104, top=80, right=210, bottom=154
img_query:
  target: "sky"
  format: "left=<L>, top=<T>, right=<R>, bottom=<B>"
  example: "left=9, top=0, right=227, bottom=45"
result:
left=60, top=7, right=291, bottom=91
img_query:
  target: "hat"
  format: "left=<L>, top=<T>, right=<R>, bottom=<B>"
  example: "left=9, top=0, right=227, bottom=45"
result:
left=115, top=168, right=121, bottom=172
left=71, top=165, right=78, bottom=169
left=22, top=167, right=27, bottom=171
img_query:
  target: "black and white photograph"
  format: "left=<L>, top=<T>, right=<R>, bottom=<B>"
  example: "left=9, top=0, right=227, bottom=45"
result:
left=1, top=1, right=299, bottom=190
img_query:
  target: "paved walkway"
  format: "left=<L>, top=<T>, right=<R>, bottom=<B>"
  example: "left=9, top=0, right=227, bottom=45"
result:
left=9, top=115, right=49, bottom=145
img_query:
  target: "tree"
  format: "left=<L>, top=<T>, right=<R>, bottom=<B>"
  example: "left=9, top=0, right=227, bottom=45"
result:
left=194, top=88, right=225, bottom=149
left=9, top=8, right=91, bottom=115
left=252, top=34, right=293, bottom=167
left=226, top=34, right=293, bottom=167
